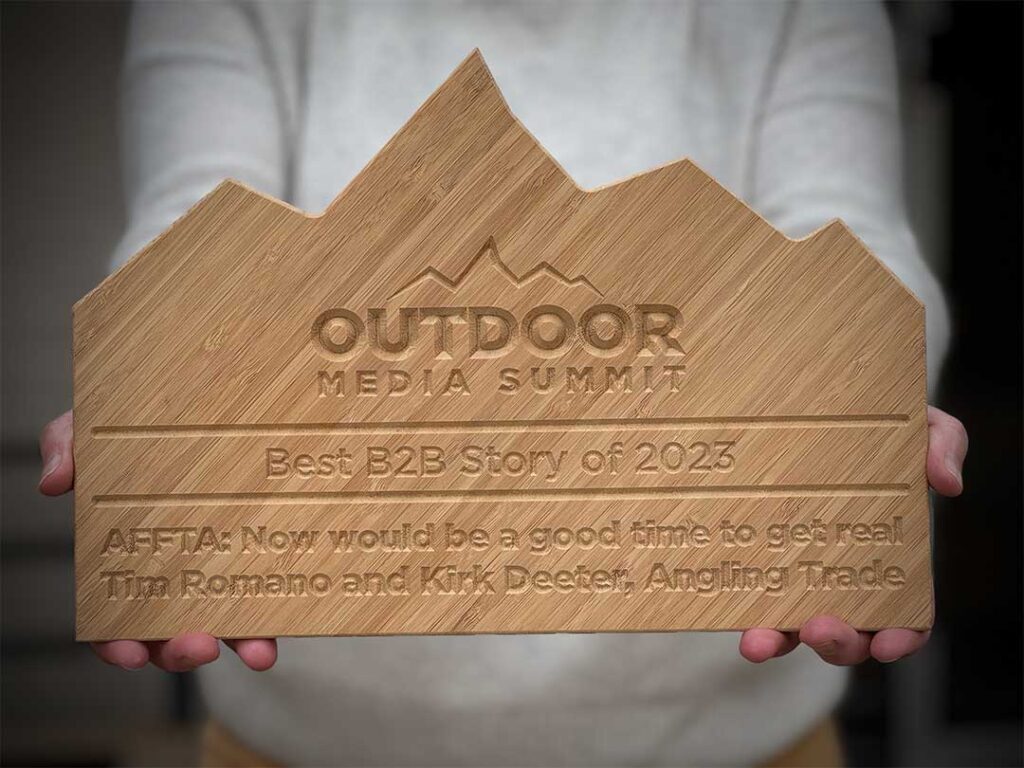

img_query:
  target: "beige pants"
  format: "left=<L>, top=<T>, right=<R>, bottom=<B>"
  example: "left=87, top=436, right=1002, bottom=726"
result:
left=201, top=717, right=843, bottom=768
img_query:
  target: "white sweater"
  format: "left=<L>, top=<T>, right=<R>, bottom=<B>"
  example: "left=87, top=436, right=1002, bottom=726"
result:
left=113, top=2, right=949, bottom=765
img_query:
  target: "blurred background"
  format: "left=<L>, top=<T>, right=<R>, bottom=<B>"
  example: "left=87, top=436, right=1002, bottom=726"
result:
left=2, top=2, right=1020, bottom=766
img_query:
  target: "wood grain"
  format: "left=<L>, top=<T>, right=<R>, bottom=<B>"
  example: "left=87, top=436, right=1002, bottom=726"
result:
left=73, top=50, right=931, bottom=641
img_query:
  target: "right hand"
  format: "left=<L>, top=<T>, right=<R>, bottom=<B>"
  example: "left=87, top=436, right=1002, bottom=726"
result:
left=39, top=410, right=278, bottom=672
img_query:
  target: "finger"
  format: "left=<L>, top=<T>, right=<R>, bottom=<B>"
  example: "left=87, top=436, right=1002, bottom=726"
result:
left=870, top=628, right=930, bottom=663
left=92, top=640, right=149, bottom=670
left=147, top=633, right=220, bottom=672
left=224, top=638, right=278, bottom=671
left=926, top=406, right=968, bottom=497
left=38, top=410, right=75, bottom=495
left=799, top=616, right=872, bottom=666
left=739, top=629, right=799, bottom=663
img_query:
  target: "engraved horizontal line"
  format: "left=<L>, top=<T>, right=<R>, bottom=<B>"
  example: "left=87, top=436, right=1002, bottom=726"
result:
left=93, top=483, right=909, bottom=508
left=93, top=414, right=909, bottom=439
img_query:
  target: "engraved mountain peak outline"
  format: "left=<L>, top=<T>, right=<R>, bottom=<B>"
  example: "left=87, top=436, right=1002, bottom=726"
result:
left=388, top=238, right=604, bottom=301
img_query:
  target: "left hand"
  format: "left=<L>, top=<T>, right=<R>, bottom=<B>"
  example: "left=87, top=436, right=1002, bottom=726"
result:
left=38, top=410, right=277, bottom=672
left=739, top=405, right=968, bottom=665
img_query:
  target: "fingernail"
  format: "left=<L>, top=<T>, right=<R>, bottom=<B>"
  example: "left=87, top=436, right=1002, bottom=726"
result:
left=945, top=456, right=963, bottom=489
left=39, top=451, right=61, bottom=483
left=812, top=639, right=839, bottom=661
left=177, top=653, right=199, bottom=670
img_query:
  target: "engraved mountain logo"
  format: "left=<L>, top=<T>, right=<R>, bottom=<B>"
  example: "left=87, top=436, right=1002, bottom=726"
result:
left=312, top=238, right=684, bottom=365
left=389, top=238, right=604, bottom=300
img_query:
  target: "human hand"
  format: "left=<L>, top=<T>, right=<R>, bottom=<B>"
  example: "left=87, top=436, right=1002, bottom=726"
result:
left=739, top=406, right=968, bottom=665
left=39, top=410, right=278, bottom=671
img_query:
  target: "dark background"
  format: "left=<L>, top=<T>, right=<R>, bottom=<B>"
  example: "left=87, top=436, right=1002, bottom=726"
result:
left=2, top=2, right=1021, bottom=766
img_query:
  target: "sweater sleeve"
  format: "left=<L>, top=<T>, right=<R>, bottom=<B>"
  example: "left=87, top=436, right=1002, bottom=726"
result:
left=748, top=1, right=951, bottom=391
left=110, top=0, right=304, bottom=270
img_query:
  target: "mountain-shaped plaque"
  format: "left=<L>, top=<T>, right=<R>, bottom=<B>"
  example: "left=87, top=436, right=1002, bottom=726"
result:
left=73, top=51, right=930, bottom=641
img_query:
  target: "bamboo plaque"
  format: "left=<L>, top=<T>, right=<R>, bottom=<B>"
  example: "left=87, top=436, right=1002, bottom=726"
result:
left=74, top=52, right=930, bottom=641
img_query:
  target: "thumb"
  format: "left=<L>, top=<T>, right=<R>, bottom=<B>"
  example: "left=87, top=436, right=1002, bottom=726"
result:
left=926, top=406, right=968, bottom=497
left=39, top=410, right=75, bottom=495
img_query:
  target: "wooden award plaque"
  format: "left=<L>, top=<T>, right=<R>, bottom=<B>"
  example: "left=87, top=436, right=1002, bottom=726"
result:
left=74, top=51, right=931, bottom=641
